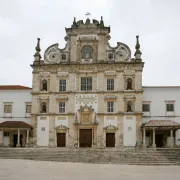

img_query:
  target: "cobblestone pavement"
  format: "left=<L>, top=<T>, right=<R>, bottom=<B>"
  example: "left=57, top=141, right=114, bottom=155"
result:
left=0, top=159, right=180, bottom=180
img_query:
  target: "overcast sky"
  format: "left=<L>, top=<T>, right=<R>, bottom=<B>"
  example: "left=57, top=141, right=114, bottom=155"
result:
left=0, top=0, right=180, bottom=87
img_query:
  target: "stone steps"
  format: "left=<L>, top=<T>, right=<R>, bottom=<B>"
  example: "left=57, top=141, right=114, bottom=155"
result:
left=0, top=148, right=180, bottom=165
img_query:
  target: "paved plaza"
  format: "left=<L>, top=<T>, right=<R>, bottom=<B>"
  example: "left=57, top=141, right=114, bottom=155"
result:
left=0, top=159, right=180, bottom=180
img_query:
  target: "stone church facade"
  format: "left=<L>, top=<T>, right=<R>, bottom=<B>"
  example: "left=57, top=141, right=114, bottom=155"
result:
left=31, top=17, right=144, bottom=148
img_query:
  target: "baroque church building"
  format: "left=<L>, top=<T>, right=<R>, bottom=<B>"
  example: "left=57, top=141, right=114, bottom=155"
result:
left=31, top=17, right=144, bottom=148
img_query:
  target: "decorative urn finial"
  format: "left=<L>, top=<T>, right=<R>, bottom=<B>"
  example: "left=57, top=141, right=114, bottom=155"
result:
left=33, top=38, right=41, bottom=64
left=134, top=35, right=142, bottom=61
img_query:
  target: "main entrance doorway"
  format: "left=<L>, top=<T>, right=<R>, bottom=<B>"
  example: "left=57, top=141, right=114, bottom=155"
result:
left=57, top=133, right=66, bottom=147
left=79, top=129, right=92, bottom=147
left=13, top=134, right=23, bottom=147
left=155, top=134, right=163, bottom=147
left=106, top=133, right=115, bottom=147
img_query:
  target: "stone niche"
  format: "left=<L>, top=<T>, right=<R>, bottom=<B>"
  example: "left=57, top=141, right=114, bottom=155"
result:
left=76, top=35, right=98, bottom=63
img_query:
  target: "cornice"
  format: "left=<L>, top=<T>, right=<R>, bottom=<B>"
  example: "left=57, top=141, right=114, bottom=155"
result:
left=31, top=90, right=143, bottom=95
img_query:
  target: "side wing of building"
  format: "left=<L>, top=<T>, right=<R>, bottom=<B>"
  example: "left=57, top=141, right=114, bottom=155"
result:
left=142, top=86, right=180, bottom=148
left=0, top=86, right=32, bottom=147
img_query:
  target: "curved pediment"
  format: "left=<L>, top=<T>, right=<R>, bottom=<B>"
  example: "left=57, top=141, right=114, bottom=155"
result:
left=55, top=124, right=69, bottom=130
left=104, top=124, right=118, bottom=131
left=78, top=105, right=94, bottom=113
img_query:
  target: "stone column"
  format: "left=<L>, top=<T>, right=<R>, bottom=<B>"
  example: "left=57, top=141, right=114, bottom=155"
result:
left=0, top=129, right=4, bottom=146
left=170, top=129, right=174, bottom=148
left=25, top=129, right=29, bottom=147
left=16, top=129, right=21, bottom=147
left=143, top=127, right=146, bottom=148
left=152, top=128, right=156, bottom=148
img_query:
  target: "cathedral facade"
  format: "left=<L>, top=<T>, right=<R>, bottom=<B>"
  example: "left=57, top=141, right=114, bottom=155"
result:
left=31, top=17, right=144, bottom=148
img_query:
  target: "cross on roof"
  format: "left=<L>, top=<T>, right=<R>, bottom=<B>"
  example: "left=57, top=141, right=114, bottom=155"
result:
left=85, top=12, right=91, bottom=19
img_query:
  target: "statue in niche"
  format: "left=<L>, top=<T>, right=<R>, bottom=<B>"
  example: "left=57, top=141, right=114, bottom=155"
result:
left=42, top=79, right=47, bottom=91
left=82, top=45, right=92, bottom=59
left=41, top=102, right=47, bottom=113
left=126, top=78, right=132, bottom=90
left=127, top=102, right=132, bottom=112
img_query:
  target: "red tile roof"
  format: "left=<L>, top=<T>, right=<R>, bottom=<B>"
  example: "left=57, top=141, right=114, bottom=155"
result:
left=144, top=120, right=180, bottom=127
left=0, top=121, right=32, bottom=129
left=0, top=85, right=32, bottom=90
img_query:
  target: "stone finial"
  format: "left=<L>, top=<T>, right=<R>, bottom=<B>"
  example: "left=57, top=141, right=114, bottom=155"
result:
left=35, top=38, right=41, bottom=55
left=99, top=16, right=104, bottom=27
left=135, top=35, right=140, bottom=49
left=73, top=17, right=76, bottom=25
left=72, top=17, right=77, bottom=28
left=33, top=38, right=41, bottom=64
left=85, top=18, right=90, bottom=25
left=134, top=35, right=142, bottom=61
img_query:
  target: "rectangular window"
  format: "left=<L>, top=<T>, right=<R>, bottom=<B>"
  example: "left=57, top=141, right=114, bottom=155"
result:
left=3, top=132, right=9, bottom=137
left=26, top=105, right=31, bottom=113
left=142, top=104, right=150, bottom=112
left=107, top=79, right=114, bottom=91
left=4, top=105, right=12, bottom=113
left=59, top=102, right=65, bottom=113
left=107, top=102, right=114, bottom=112
left=59, top=80, right=66, bottom=91
left=166, top=104, right=174, bottom=111
left=81, top=77, right=92, bottom=91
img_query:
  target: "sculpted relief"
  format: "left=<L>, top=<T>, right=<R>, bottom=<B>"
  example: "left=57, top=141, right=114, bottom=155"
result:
left=75, top=95, right=97, bottom=104
left=44, top=44, right=68, bottom=64
left=79, top=105, right=93, bottom=124
left=33, top=63, right=142, bottom=74
left=106, top=42, right=131, bottom=62
left=58, top=64, right=141, bottom=73
left=75, top=95, right=98, bottom=124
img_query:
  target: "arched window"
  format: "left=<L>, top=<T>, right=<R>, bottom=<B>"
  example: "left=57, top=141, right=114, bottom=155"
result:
left=82, top=45, right=93, bottom=59
left=41, top=102, right=47, bottom=113
left=126, top=78, right=132, bottom=90
left=42, top=79, right=47, bottom=91
left=127, top=101, right=133, bottom=112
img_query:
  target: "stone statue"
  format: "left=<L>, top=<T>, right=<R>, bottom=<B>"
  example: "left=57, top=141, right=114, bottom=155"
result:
left=127, top=103, right=132, bottom=112
left=82, top=45, right=92, bottom=59
left=127, top=78, right=132, bottom=90
left=41, top=103, right=46, bottom=113
left=42, top=80, right=47, bottom=91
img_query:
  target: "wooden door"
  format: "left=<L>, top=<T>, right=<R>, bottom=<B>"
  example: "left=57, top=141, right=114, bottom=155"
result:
left=57, top=133, right=66, bottom=147
left=106, top=133, right=115, bottom=147
left=79, top=129, right=92, bottom=147
left=155, top=134, right=163, bottom=147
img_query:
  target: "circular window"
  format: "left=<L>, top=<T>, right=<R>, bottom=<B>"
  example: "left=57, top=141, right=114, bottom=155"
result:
left=128, top=127, right=132, bottom=131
